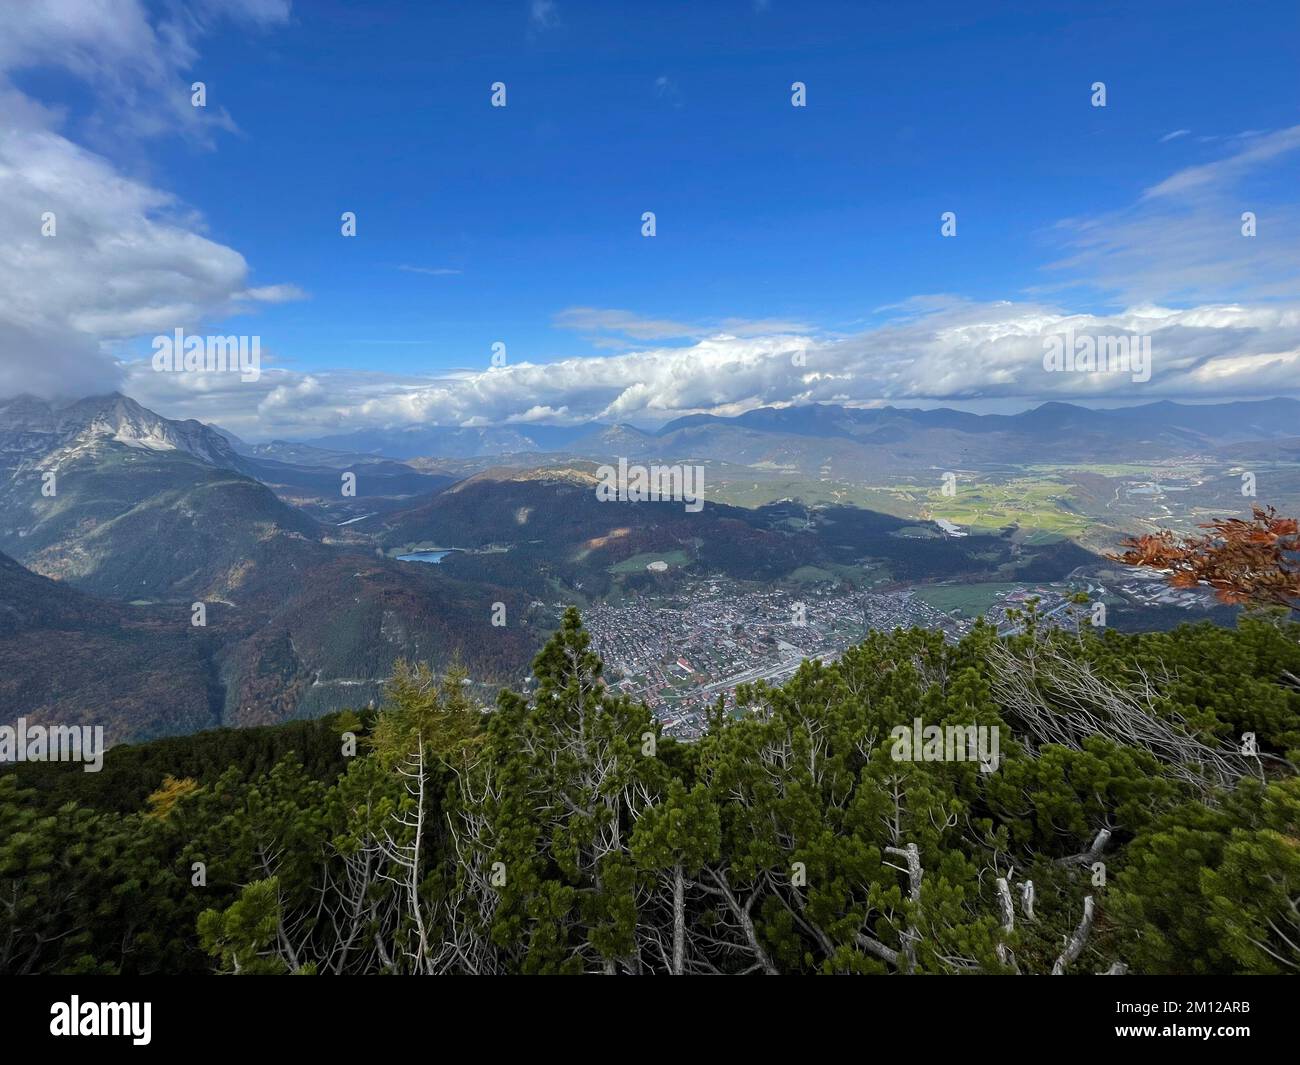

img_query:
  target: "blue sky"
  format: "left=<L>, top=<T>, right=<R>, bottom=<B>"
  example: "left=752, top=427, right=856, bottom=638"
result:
left=165, top=0, right=1300, bottom=368
left=2, top=0, right=1299, bottom=436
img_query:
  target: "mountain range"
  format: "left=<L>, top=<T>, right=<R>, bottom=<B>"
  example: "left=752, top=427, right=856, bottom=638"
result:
left=294, top=398, right=1300, bottom=480
left=1, top=391, right=1294, bottom=743
left=0, top=394, right=533, bottom=740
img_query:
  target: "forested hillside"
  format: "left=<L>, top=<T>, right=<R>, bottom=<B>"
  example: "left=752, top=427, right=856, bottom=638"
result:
left=3, top=607, right=1296, bottom=976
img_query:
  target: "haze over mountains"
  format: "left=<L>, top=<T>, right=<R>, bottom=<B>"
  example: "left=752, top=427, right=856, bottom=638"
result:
left=265, top=396, right=1300, bottom=474
left=0, top=389, right=1293, bottom=743
left=657, top=398, right=1300, bottom=448
left=9, top=391, right=1298, bottom=488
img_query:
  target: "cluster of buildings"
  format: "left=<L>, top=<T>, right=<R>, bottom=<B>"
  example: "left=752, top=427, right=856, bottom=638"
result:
left=585, top=581, right=976, bottom=738
left=573, top=567, right=1212, bottom=740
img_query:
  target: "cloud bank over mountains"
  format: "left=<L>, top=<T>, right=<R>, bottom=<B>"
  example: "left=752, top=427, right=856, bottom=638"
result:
left=121, top=298, right=1300, bottom=439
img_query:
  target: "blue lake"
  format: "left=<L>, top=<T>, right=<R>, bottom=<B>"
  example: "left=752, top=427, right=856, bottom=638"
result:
left=396, top=550, right=455, bottom=564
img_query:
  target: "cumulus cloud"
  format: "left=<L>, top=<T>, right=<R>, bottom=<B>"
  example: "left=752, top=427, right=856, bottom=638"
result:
left=0, top=0, right=297, bottom=401
left=119, top=298, right=1300, bottom=440
left=0, top=0, right=289, bottom=147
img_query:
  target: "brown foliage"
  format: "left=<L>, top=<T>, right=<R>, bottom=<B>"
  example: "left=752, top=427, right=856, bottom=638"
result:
left=146, top=776, right=201, bottom=820
left=1110, top=506, right=1300, bottom=609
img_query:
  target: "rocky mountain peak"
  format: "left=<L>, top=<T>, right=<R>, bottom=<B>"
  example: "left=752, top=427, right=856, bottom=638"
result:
left=0, top=392, right=238, bottom=469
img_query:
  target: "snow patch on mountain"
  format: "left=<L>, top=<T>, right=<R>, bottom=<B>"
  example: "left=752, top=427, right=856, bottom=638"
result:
left=0, top=392, right=238, bottom=470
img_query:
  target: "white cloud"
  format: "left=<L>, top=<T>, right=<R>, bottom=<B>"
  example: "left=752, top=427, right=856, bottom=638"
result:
left=0, top=0, right=289, bottom=147
left=119, top=298, right=1300, bottom=440
left=0, top=0, right=297, bottom=401
left=397, top=265, right=463, bottom=277
left=554, top=307, right=812, bottom=342
left=1043, top=125, right=1300, bottom=304
left=238, top=283, right=310, bottom=303
left=1143, top=126, right=1300, bottom=200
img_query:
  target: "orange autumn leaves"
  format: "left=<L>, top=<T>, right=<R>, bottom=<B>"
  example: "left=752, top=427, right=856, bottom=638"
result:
left=1112, top=506, right=1300, bottom=609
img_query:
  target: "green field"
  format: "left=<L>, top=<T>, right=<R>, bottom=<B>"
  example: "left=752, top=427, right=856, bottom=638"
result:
left=787, top=565, right=836, bottom=584
left=891, top=478, right=1093, bottom=539
left=913, top=581, right=1022, bottom=617
left=608, top=549, right=691, bottom=574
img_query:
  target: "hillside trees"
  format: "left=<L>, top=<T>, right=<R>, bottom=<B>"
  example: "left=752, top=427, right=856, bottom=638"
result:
left=695, top=630, right=1125, bottom=974
left=442, top=607, right=669, bottom=973
left=1103, top=776, right=1300, bottom=974
left=196, top=662, right=482, bottom=975
left=186, top=611, right=1300, bottom=975
left=2, top=608, right=1297, bottom=975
